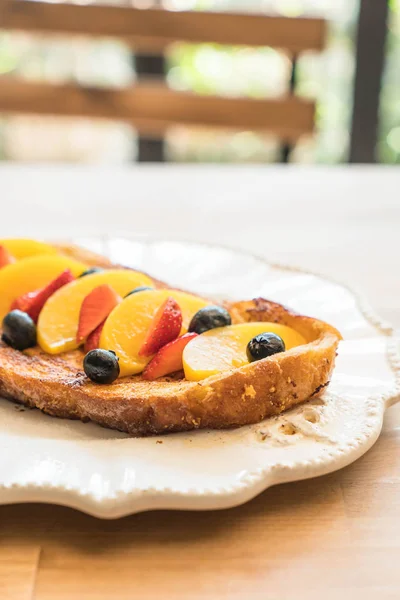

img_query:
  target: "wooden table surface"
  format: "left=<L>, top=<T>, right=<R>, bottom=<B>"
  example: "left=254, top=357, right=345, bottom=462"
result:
left=1, top=165, right=399, bottom=599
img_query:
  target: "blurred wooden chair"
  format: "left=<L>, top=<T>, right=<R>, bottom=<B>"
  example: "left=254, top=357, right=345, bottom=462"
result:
left=0, top=1, right=326, bottom=161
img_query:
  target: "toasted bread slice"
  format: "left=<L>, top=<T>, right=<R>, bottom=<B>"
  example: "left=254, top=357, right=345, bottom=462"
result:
left=0, top=244, right=341, bottom=436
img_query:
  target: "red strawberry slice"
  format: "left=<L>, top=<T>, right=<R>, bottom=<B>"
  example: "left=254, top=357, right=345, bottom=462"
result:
left=139, top=297, right=182, bottom=357
left=0, top=245, right=16, bottom=268
left=143, top=332, right=198, bottom=380
left=84, top=319, right=106, bottom=353
left=77, top=284, right=121, bottom=344
left=11, top=269, right=75, bottom=323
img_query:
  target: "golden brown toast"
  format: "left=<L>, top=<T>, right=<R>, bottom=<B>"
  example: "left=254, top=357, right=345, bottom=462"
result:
left=0, top=244, right=341, bottom=436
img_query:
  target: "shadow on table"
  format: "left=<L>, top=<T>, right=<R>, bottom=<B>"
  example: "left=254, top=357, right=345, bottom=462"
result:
left=0, top=470, right=345, bottom=552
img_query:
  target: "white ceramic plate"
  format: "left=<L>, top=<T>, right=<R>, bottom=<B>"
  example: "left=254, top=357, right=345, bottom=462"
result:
left=0, top=238, right=399, bottom=518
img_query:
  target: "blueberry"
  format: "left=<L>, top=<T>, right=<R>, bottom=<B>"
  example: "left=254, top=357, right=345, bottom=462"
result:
left=2, top=310, right=37, bottom=351
left=124, top=286, right=154, bottom=298
left=188, top=306, right=231, bottom=335
left=79, top=267, right=104, bottom=278
left=246, top=333, right=285, bottom=362
left=83, top=349, right=120, bottom=384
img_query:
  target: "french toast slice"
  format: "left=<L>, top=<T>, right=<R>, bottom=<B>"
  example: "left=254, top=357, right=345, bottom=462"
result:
left=0, top=244, right=341, bottom=436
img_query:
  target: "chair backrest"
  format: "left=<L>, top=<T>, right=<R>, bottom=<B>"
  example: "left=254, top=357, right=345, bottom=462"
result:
left=0, top=2, right=326, bottom=148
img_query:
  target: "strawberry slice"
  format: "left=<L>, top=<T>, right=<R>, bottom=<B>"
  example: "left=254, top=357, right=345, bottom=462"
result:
left=0, top=245, right=16, bottom=268
left=139, top=297, right=182, bottom=357
left=84, top=319, right=106, bottom=353
left=142, top=333, right=198, bottom=380
left=77, top=284, right=121, bottom=344
left=11, top=269, right=75, bottom=323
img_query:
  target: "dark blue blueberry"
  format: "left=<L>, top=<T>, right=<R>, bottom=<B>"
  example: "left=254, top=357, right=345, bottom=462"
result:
left=2, top=310, right=37, bottom=351
left=188, top=306, right=231, bottom=335
left=83, top=349, right=120, bottom=384
left=246, top=332, right=285, bottom=362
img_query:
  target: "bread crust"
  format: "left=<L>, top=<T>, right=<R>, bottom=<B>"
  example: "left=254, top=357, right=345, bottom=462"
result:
left=0, top=245, right=341, bottom=436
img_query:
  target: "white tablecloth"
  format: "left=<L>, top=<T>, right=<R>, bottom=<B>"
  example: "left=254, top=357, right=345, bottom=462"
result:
left=1, top=164, right=399, bottom=326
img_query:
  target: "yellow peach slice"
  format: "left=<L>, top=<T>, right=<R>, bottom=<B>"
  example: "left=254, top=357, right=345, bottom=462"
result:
left=100, top=289, right=209, bottom=377
left=183, top=322, right=307, bottom=381
left=0, top=239, right=57, bottom=260
left=0, top=254, right=88, bottom=321
left=38, top=270, right=154, bottom=354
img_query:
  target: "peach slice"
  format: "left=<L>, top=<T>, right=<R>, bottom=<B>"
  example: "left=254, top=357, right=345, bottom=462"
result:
left=0, top=254, right=88, bottom=321
left=37, top=270, right=154, bottom=354
left=100, top=289, right=209, bottom=377
left=0, top=239, right=57, bottom=260
left=183, top=322, right=307, bottom=381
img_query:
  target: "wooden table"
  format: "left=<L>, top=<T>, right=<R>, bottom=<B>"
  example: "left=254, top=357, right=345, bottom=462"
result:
left=1, top=165, right=399, bottom=599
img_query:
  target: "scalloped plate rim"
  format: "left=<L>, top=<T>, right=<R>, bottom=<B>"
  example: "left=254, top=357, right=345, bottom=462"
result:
left=0, top=237, right=399, bottom=519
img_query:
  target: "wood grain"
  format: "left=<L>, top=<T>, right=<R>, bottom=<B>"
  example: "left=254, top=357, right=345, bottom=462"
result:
left=0, top=1, right=326, bottom=52
left=0, top=80, right=315, bottom=140
left=0, top=528, right=41, bottom=600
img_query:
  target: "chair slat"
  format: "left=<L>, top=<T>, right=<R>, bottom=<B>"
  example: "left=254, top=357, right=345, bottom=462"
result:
left=0, top=1, right=326, bottom=52
left=0, top=80, right=315, bottom=142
